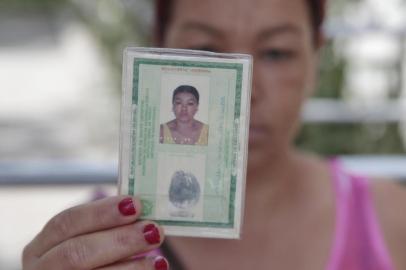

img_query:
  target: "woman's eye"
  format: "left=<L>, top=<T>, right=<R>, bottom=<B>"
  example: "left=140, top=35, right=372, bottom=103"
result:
left=260, top=49, right=294, bottom=62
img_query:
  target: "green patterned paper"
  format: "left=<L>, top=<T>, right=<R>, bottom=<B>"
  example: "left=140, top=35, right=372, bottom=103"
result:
left=119, top=48, right=252, bottom=239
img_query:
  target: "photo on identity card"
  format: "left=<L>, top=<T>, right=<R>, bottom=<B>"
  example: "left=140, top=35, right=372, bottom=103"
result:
left=158, top=75, right=210, bottom=146
left=119, top=48, right=252, bottom=239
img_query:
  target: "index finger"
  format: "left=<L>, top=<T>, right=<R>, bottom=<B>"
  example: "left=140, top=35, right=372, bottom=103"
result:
left=25, top=195, right=142, bottom=259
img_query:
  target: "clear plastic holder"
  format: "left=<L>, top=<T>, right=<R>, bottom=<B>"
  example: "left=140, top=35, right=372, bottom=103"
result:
left=119, top=47, right=252, bottom=239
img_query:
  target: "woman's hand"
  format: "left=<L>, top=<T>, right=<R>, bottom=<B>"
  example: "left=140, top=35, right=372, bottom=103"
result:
left=22, top=196, right=168, bottom=270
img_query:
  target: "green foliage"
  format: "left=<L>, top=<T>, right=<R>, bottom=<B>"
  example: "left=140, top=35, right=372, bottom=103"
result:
left=315, top=41, right=346, bottom=99
left=295, top=42, right=406, bottom=155
left=296, top=123, right=405, bottom=155
left=0, top=0, right=69, bottom=10
left=69, top=1, right=149, bottom=91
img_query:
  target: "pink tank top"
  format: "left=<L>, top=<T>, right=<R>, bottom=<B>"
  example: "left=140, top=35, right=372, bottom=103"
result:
left=326, top=160, right=394, bottom=270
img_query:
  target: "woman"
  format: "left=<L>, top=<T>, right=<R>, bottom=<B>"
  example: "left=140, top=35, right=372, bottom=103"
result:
left=23, top=0, right=406, bottom=269
left=159, top=85, right=209, bottom=145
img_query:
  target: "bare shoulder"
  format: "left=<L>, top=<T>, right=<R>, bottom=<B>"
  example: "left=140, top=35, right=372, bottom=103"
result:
left=371, top=179, right=406, bottom=226
left=371, top=179, right=406, bottom=268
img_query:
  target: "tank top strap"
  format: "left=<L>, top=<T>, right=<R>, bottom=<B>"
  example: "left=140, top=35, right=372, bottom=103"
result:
left=162, top=123, right=175, bottom=144
left=196, top=124, right=209, bottom=145
left=326, top=158, right=352, bottom=270
left=326, top=158, right=394, bottom=270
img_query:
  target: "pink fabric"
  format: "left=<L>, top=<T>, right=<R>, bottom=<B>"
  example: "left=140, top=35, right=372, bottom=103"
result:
left=326, top=160, right=394, bottom=270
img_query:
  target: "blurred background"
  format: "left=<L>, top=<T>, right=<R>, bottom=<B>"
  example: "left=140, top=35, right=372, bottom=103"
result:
left=0, top=0, right=405, bottom=269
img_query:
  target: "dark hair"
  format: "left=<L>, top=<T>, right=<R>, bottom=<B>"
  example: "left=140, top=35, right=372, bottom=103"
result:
left=172, top=85, right=200, bottom=104
left=155, top=0, right=326, bottom=45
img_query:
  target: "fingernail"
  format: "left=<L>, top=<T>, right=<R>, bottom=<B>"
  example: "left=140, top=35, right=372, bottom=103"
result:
left=154, top=256, right=169, bottom=270
left=118, top=197, right=136, bottom=216
left=143, top=224, right=160, bottom=244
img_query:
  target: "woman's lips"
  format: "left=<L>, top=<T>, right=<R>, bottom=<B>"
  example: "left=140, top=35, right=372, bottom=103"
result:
left=177, top=113, right=190, bottom=120
left=249, top=126, right=267, bottom=143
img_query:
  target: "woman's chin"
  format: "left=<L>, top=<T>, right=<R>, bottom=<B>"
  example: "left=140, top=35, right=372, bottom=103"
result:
left=247, top=140, right=282, bottom=174
left=176, top=117, right=193, bottom=123
left=247, top=145, right=267, bottom=169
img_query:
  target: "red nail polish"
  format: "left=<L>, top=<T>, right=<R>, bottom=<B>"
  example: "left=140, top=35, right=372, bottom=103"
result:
left=143, top=223, right=156, bottom=233
left=118, top=198, right=136, bottom=216
left=143, top=224, right=160, bottom=244
left=154, top=256, right=169, bottom=270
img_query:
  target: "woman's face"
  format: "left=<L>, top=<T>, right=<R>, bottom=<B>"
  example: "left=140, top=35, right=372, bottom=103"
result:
left=173, top=92, right=199, bottom=123
left=165, top=0, right=319, bottom=169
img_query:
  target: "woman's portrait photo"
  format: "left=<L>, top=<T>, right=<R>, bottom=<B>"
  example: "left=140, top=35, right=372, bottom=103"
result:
left=159, top=84, right=209, bottom=146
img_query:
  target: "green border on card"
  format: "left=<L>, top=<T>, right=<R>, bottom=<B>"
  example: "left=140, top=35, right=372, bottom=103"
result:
left=129, top=58, right=243, bottom=228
